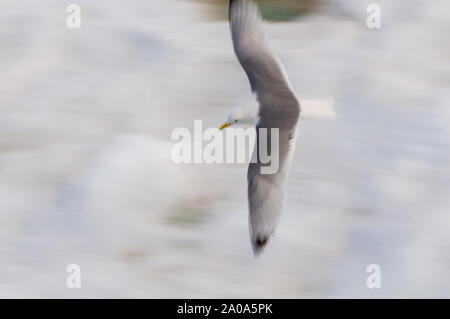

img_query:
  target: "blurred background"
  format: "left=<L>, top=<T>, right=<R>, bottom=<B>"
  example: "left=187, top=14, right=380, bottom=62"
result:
left=0, top=0, right=449, bottom=298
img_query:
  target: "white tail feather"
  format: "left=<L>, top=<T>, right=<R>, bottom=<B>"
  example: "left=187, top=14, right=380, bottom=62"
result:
left=300, top=97, right=336, bottom=119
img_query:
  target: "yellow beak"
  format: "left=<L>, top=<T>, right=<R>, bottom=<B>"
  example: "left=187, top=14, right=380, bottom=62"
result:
left=219, top=122, right=231, bottom=130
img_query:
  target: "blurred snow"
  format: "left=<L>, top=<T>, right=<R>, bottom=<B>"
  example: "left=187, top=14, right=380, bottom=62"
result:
left=0, top=0, right=449, bottom=297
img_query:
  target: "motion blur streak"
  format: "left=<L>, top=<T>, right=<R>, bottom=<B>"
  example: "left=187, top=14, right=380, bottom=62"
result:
left=0, top=0, right=449, bottom=297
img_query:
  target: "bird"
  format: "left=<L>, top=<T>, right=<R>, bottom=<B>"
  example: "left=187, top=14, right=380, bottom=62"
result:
left=220, top=0, right=301, bottom=256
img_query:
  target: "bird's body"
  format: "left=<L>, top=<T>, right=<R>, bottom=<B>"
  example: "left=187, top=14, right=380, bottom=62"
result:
left=226, top=0, right=300, bottom=255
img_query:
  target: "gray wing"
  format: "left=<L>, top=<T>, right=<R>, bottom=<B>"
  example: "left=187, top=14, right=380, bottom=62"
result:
left=247, top=126, right=297, bottom=255
left=229, top=0, right=293, bottom=102
left=230, top=0, right=300, bottom=255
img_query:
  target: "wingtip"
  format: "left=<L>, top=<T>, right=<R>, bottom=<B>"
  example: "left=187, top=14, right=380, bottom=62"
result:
left=229, top=0, right=236, bottom=15
left=229, top=0, right=256, bottom=19
left=251, top=235, right=270, bottom=257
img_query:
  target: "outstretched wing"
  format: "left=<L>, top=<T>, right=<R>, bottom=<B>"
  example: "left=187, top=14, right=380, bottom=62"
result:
left=229, top=0, right=293, bottom=98
left=247, top=126, right=296, bottom=255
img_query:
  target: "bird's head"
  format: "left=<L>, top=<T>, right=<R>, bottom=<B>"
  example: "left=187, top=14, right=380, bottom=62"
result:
left=219, top=109, right=243, bottom=130
left=219, top=100, right=259, bottom=130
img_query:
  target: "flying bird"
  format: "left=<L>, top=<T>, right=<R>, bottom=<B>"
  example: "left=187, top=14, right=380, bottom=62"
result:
left=220, top=0, right=301, bottom=255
